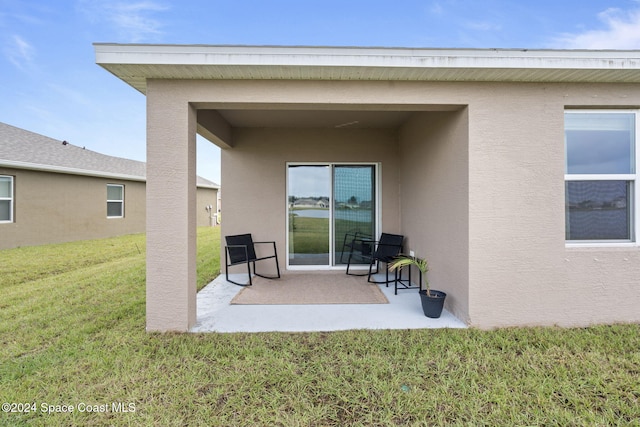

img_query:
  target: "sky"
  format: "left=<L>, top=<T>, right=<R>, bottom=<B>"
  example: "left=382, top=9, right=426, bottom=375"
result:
left=3, top=0, right=640, bottom=185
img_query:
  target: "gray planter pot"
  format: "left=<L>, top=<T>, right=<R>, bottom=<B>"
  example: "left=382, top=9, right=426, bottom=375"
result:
left=419, top=289, right=446, bottom=318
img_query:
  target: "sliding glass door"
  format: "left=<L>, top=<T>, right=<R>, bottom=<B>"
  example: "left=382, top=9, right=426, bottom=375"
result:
left=287, top=163, right=377, bottom=268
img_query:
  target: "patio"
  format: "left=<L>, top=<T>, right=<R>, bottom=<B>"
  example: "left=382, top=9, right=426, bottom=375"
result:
left=191, top=273, right=466, bottom=333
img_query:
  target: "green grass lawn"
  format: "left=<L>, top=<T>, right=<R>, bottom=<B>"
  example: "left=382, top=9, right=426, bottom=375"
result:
left=1, top=229, right=639, bottom=426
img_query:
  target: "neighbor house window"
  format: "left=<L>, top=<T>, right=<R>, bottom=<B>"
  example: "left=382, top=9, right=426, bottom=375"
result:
left=0, top=175, right=13, bottom=223
left=565, top=111, right=637, bottom=243
left=107, top=184, right=124, bottom=218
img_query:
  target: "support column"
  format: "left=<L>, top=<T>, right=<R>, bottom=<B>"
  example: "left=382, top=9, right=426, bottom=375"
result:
left=146, top=82, right=197, bottom=331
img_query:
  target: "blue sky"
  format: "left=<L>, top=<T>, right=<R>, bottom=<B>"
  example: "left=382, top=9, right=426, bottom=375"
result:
left=3, top=0, right=640, bottom=184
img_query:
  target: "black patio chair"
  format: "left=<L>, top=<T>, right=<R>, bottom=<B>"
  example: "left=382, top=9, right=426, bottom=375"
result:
left=346, top=233, right=404, bottom=285
left=364, top=233, right=404, bottom=285
left=225, top=233, right=280, bottom=286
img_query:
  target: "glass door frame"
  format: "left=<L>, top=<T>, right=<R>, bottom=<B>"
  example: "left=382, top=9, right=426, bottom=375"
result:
left=286, top=162, right=381, bottom=270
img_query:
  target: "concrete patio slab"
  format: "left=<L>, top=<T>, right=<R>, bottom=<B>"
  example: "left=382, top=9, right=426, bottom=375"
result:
left=191, top=273, right=467, bottom=333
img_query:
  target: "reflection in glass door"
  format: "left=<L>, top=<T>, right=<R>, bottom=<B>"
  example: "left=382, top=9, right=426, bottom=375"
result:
left=287, top=164, right=376, bottom=267
left=288, top=165, right=331, bottom=266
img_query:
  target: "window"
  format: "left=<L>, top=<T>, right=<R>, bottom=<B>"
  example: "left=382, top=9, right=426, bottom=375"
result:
left=0, top=175, right=13, bottom=223
left=107, top=184, right=124, bottom=218
left=565, top=111, right=637, bottom=243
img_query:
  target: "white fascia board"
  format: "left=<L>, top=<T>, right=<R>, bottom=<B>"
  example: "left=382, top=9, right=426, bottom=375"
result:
left=94, top=44, right=640, bottom=71
left=0, top=160, right=146, bottom=182
left=197, top=183, right=220, bottom=190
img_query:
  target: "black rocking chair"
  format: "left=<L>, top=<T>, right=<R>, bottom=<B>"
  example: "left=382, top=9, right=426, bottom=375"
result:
left=225, top=233, right=281, bottom=286
left=364, top=233, right=404, bottom=285
left=345, top=233, right=404, bottom=285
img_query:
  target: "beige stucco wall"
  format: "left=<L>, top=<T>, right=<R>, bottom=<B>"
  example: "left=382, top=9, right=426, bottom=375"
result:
left=0, top=167, right=146, bottom=249
left=221, top=127, right=401, bottom=274
left=146, top=83, right=198, bottom=331
left=464, top=83, right=565, bottom=328
left=196, top=187, right=218, bottom=227
left=0, top=167, right=217, bottom=250
left=399, top=110, right=470, bottom=324
left=464, top=82, right=640, bottom=328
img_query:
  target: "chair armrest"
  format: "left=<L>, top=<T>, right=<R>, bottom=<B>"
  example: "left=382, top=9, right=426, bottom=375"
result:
left=354, top=238, right=376, bottom=244
left=376, top=242, right=402, bottom=248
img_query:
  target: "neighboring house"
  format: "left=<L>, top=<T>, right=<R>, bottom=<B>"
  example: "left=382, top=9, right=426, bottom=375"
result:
left=0, top=122, right=219, bottom=250
left=95, top=44, right=640, bottom=331
left=293, top=198, right=328, bottom=208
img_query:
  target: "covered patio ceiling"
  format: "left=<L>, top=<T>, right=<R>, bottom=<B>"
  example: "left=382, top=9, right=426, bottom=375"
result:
left=195, top=106, right=464, bottom=148
left=217, top=108, right=412, bottom=129
left=193, top=100, right=464, bottom=131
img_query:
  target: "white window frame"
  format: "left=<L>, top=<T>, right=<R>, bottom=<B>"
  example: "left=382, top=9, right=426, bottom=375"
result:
left=565, top=109, right=639, bottom=247
left=107, top=184, right=124, bottom=219
left=0, top=175, right=14, bottom=223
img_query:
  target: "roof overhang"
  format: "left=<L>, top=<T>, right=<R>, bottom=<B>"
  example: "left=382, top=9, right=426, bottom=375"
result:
left=95, top=44, right=640, bottom=94
left=0, top=159, right=146, bottom=182
left=1, top=159, right=220, bottom=189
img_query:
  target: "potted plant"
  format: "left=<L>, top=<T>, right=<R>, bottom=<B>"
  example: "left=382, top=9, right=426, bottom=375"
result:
left=388, top=255, right=447, bottom=318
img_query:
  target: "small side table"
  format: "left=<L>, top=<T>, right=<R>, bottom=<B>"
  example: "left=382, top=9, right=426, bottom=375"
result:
left=394, top=259, right=423, bottom=295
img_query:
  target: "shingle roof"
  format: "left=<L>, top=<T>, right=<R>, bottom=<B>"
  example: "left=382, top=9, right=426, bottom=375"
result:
left=0, top=122, right=219, bottom=189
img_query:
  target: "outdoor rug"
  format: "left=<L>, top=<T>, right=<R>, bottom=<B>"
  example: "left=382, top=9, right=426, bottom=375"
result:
left=230, top=272, right=389, bottom=305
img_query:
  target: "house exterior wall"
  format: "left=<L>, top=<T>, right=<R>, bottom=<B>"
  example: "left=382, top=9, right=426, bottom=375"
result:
left=143, top=77, right=640, bottom=330
left=399, top=110, right=470, bottom=325
left=466, top=82, right=640, bottom=329
left=0, top=167, right=146, bottom=249
left=146, top=83, right=198, bottom=331
left=221, top=127, right=401, bottom=273
left=0, top=167, right=217, bottom=250
left=464, top=83, right=568, bottom=328
left=364, top=80, right=640, bottom=329
left=196, top=187, right=218, bottom=227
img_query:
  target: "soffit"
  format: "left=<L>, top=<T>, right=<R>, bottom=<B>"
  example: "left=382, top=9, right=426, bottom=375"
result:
left=216, top=109, right=412, bottom=128
left=95, top=44, right=640, bottom=94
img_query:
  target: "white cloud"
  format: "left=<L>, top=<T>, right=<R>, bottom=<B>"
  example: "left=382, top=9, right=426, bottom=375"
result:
left=79, top=0, right=169, bottom=42
left=429, top=1, right=444, bottom=16
left=463, top=21, right=501, bottom=32
left=554, top=8, right=640, bottom=49
left=4, top=35, right=34, bottom=69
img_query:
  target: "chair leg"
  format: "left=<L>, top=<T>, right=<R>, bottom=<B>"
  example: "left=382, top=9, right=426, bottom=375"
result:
left=368, top=260, right=396, bottom=285
left=347, top=251, right=370, bottom=276
left=274, top=253, right=281, bottom=278
left=225, top=248, right=253, bottom=286
left=252, top=259, right=281, bottom=280
left=394, top=268, right=399, bottom=295
left=345, top=248, right=353, bottom=274
left=225, top=263, right=253, bottom=286
left=367, top=259, right=380, bottom=283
